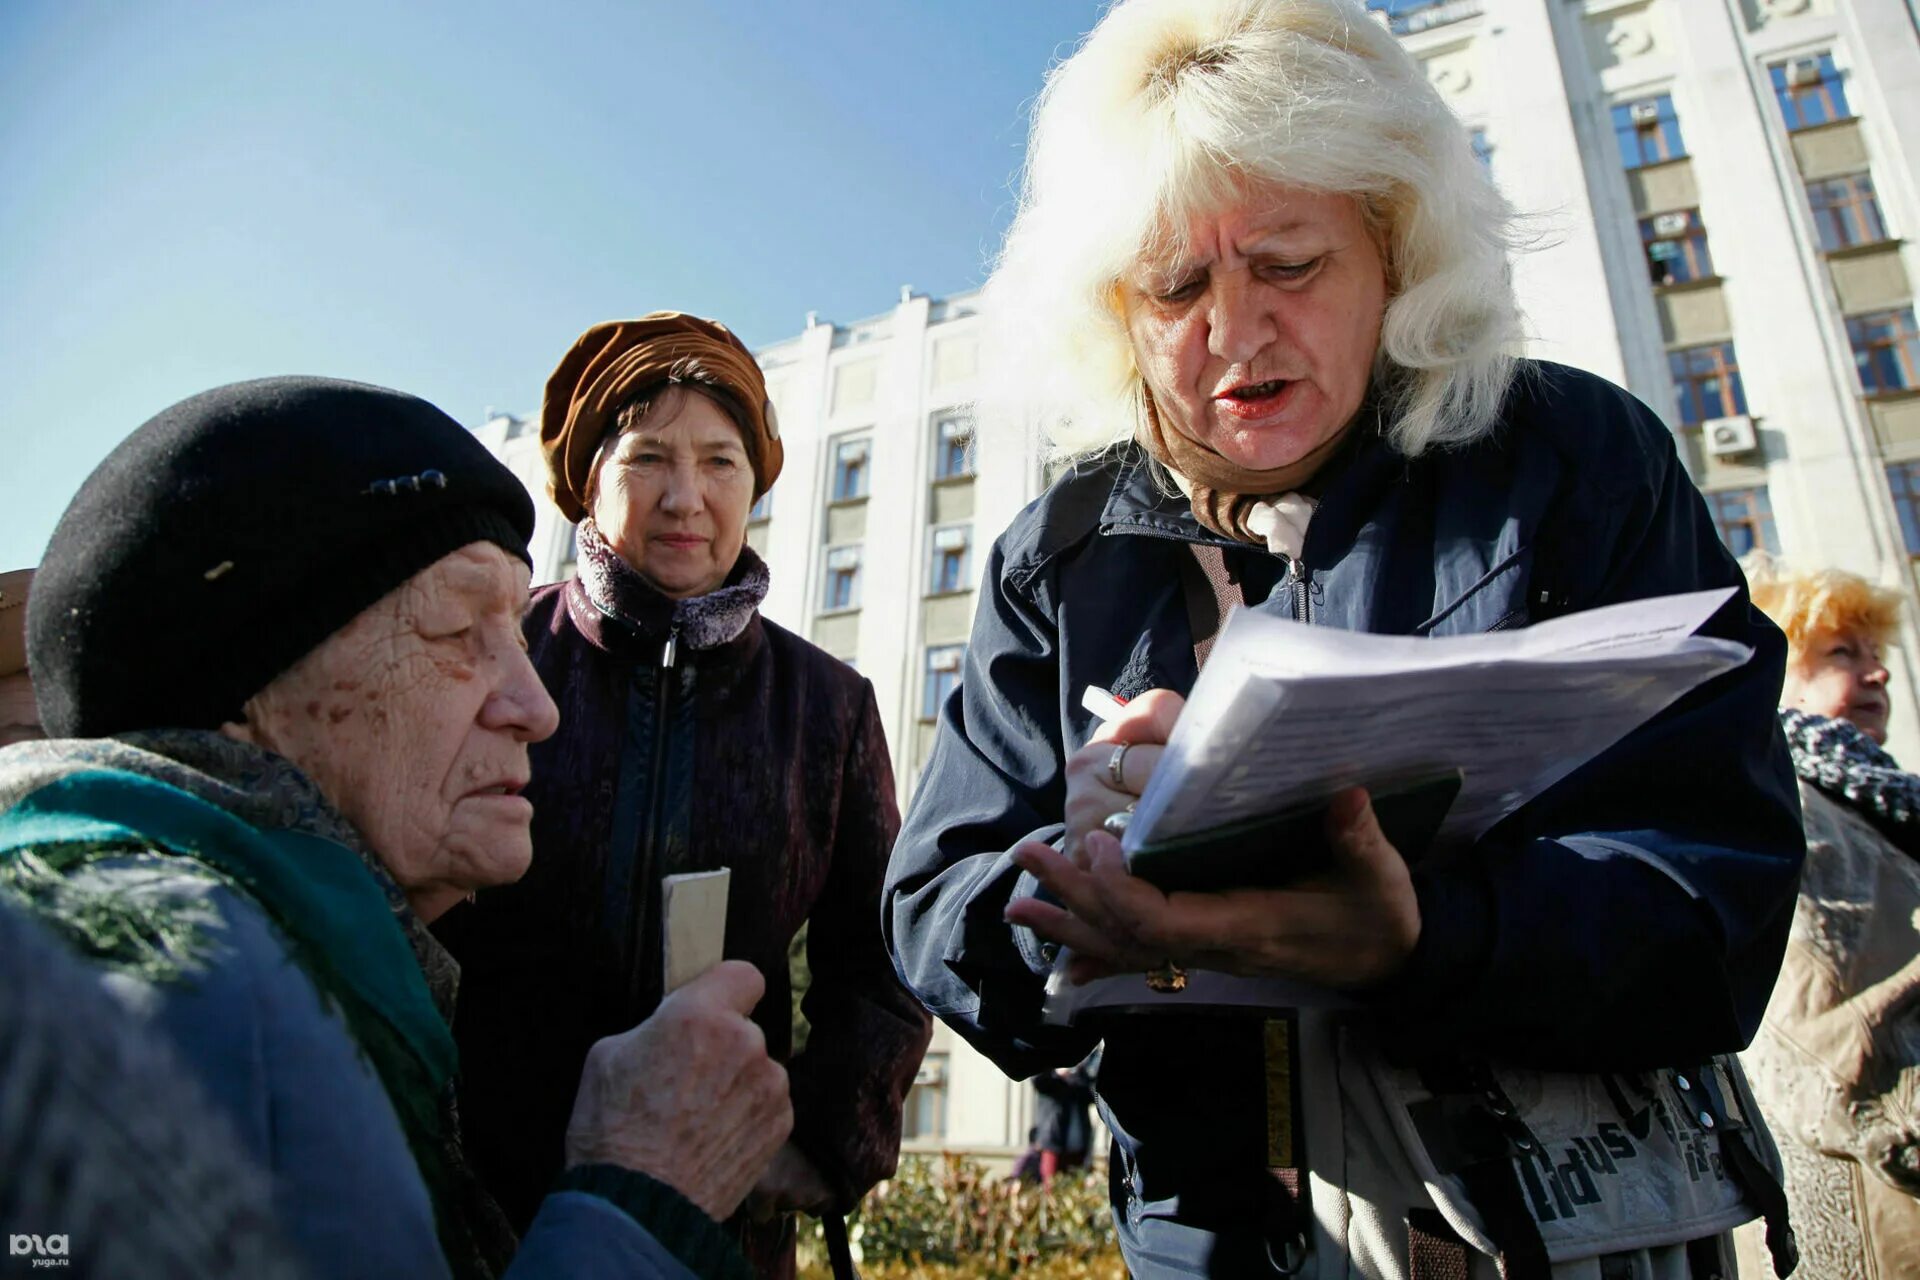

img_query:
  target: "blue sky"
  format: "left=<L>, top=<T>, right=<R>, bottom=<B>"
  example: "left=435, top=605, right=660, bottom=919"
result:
left=0, top=1, right=1110, bottom=569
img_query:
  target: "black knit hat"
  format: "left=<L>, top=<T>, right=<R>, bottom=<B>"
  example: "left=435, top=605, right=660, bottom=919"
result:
left=30, top=377, right=534, bottom=739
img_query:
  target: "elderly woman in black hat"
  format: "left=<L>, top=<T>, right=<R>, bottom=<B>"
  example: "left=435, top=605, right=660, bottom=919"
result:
left=0, top=377, right=794, bottom=1280
left=436, top=314, right=931, bottom=1279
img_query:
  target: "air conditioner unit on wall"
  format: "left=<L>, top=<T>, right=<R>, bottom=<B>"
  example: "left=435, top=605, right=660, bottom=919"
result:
left=1705, top=414, right=1759, bottom=458
left=1787, top=57, right=1823, bottom=89
left=1651, top=211, right=1692, bottom=238
left=1630, top=100, right=1663, bottom=127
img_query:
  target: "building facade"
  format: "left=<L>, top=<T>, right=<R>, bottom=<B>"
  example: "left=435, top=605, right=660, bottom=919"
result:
left=479, top=0, right=1920, bottom=1155
left=1379, top=0, right=1920, bottom=759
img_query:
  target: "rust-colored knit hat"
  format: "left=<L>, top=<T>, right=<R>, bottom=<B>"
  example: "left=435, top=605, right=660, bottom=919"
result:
left=541, top=313, right=782, bottom=522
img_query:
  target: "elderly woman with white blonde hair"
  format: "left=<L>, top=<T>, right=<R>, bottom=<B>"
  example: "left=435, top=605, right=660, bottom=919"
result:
left=884, top=1, right=1805, bottom=1276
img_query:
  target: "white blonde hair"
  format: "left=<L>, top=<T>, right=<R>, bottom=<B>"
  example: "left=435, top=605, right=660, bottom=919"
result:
left=978, top=0, right=1523, bottom=463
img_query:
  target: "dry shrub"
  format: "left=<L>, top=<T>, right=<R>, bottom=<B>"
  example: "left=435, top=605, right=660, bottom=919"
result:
left=798, top=1153, right=1124, bottom=1279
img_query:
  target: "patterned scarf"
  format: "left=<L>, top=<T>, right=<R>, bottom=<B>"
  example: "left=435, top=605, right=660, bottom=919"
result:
left=1133, top=386, right=1379, bottom=547
left=1779, top=707, right=1920, bottom=857
left=575, top=518, right=768, bottom=650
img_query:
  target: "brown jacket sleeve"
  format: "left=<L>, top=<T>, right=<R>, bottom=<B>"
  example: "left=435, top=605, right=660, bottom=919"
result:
left=785, top=683, right=933, bottom=1205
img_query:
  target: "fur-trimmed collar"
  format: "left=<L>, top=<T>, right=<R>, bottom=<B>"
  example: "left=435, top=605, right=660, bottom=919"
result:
left=575, top=518, right=768, bottom=652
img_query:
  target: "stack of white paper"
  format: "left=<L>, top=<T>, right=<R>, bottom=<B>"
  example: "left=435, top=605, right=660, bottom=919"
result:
left=1042, top=588, right=1752, bottom=1025
left=1126, top=586, right=1751, bottom=858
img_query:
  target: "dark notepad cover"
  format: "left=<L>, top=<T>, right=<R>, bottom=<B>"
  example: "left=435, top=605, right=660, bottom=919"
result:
left=1124, top=770, right=1464, bottom=894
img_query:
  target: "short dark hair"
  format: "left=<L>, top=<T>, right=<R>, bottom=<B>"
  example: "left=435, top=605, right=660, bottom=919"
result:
left=608, top=357, right=755, bottom=446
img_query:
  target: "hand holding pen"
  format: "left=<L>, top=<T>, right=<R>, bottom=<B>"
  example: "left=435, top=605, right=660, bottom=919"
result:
left=1004, top=684, right=1423, bottom=991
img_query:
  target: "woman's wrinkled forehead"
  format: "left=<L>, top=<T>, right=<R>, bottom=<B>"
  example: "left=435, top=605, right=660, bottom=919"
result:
left=605, top=385, right=750, bottom=452
left=1130, top=178, right=1370, bottom=274
left=408, top=543, right=530, bottom=619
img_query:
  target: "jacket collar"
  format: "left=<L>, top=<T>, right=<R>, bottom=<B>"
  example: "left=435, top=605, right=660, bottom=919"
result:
left=561, top=559, right=768, bottom=669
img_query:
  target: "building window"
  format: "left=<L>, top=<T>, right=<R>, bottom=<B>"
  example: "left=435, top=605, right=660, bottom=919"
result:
left=929, top=526, right=972, bottom=594
left=1849, top=308, right=1920, bottom=395
left=1707, top=488, right=1780, bottom=558
left=933, top=412, right=973, bottom=480
left=1670, top=343, right=1748, bottom=427
left=1365, top=0, right=1481, bottom=36
left=1771, top=53, right=1853, bottom=131
left=1640, top=209, right=1714, bottom=286
left=822, top=545, right=861, bottom=612
left=749, top=490, right=773, bottom=522
left=1888, top=462, right=1920, bottom=557
left=1470, top=127, right=1494, bottom=175
left=1807, top=173, right=1888, bottom=252
left=1612, top=94, right=1687, bottom=170
left=831, top=436, right=871, bottom=502
left=923, top=644, right=965, bottom=719
left=902, top=1054, right=948, bottom=1141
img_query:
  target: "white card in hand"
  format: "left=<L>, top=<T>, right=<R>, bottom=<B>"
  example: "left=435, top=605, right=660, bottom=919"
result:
left=662, top=868, right=731, bottom=994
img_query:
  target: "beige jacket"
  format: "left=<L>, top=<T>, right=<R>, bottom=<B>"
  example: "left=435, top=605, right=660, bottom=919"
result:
left=1738, top=782, right=1920, bottom=1278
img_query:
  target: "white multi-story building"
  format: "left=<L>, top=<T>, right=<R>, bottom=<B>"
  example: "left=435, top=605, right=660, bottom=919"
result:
left=480, top=0, right=1920, bottom=1154
left=1381, top=0, right=1920, bottom=760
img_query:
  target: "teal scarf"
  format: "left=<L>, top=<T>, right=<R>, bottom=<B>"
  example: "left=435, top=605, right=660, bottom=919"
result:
left=0, top=764, right=506, bottom=1277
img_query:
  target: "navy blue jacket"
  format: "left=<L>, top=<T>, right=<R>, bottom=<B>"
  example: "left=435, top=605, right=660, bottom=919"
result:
left=883, top=363, right=1804, bottom=1266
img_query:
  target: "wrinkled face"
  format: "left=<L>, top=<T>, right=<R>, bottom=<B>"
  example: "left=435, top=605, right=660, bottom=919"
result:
left=222, top=542, right=559, bottom=921
left=589, top=389, right=755, bottom=600
left=1120, top=185, right=1389, bottom=479
left=1785, top=627, right=1893, bottom=743
left=0, top=672, right=40, bottom=748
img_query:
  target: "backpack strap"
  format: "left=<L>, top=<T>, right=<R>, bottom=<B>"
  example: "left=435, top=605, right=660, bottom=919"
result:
left=1688, top=1062, right=1798, bottom=1278
left=1416, top=1063, right=1553, bottom=1280
left=1177, top=542, right=1245, bottom=669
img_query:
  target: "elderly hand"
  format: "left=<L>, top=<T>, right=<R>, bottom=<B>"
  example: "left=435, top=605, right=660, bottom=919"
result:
left=564, top=960, right=793, bottom=1221
left=1009, top=690, right=1422, bottom=990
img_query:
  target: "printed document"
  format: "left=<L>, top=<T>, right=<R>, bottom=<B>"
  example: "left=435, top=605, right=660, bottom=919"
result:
left=1126, top=586, right=1750, bottom=856
left=1043, top=588, right=1750, bottom=1024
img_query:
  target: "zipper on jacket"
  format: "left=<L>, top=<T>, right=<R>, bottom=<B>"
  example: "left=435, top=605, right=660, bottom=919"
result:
left=1283, top=556, right=1309, bottom=624
left=626, top=626, right=680, bottom=1003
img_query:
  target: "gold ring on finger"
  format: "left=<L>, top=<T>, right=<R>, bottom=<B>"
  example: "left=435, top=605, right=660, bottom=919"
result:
left=1145, top=961, right=1187, bottom=993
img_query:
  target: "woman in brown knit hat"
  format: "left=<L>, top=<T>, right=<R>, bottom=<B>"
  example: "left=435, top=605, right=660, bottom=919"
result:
left=436, top=313, right=931, bottom=1279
